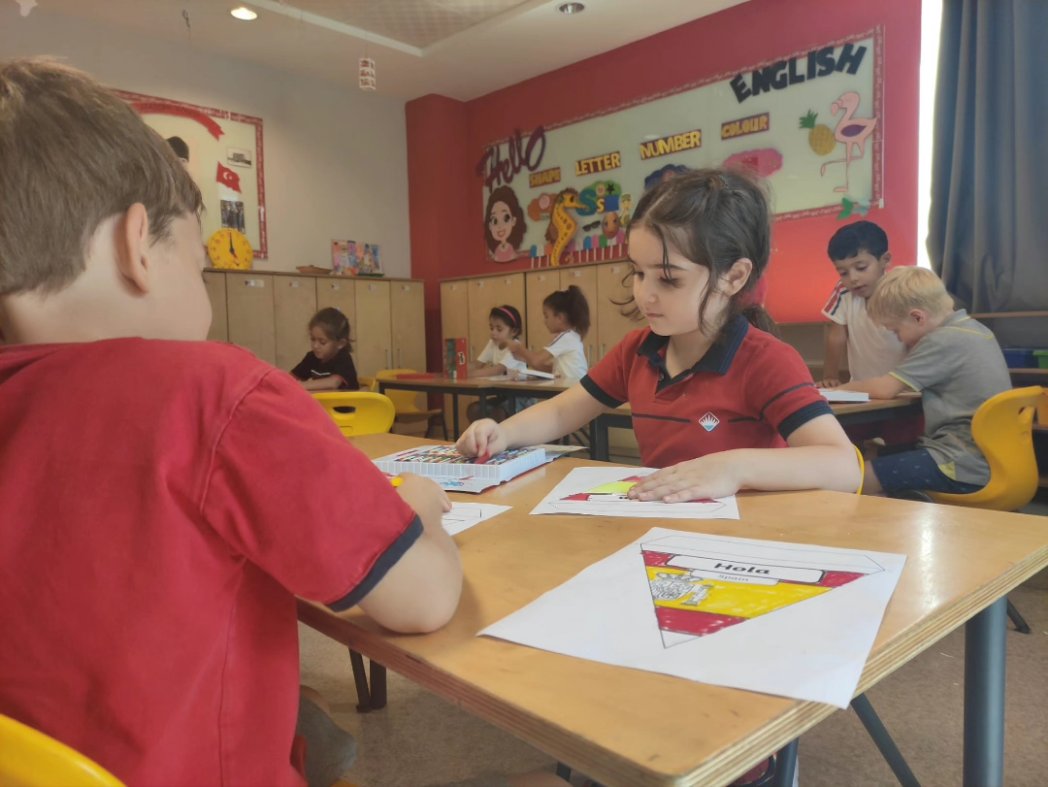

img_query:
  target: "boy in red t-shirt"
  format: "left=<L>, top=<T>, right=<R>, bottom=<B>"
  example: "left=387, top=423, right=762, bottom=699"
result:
left=0, top=58, right=461, bottom=785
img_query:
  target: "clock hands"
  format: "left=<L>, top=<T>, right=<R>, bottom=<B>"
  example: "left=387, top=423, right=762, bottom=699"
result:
left=228, top=231, right=236, bottom=256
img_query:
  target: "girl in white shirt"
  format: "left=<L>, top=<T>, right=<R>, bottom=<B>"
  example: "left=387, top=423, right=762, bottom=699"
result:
left=467, top=305, right=526, bottom=421
left=508, top=285, right=590, bottom=381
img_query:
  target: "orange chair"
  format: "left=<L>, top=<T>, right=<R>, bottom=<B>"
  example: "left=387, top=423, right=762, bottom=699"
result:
left=0, top=713, right=123, bottom=786
left=311, top=392, right=395, bottom=437
left=375, top=369, right=447, bottom=439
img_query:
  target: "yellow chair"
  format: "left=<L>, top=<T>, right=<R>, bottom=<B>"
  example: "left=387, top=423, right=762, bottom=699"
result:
left=357, top=375, right=375, bottom=392
left=311, top=392, right=395, bottom=437
left=375, top=369, right=448, bottom=440
left=929, top=385, right=1046, bottom=633
left=0, top=714, right=124, bottom=786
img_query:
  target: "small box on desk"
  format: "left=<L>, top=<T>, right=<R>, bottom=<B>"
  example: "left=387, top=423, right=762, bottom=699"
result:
left=445, top=338, right=468, bottom=380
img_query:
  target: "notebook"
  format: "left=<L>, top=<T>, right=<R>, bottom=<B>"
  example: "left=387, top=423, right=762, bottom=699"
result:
left=818, top=388, right=870, bottom=403
left=374, top=445, right=548, bottom=493
left=519, top=368, right=555, bottom=380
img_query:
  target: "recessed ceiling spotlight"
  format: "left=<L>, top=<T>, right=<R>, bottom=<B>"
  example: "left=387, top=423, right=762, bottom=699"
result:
left=558, top=2, right=585, bottom=14
left=230, top=6, right=258, bottom=21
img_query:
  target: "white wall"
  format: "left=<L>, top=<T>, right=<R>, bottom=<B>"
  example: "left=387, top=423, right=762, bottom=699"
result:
left=0, top=8, right=411, bottom=277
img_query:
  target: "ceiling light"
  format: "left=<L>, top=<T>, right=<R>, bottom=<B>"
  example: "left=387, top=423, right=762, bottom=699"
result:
left=230, top=6, right=258, bottom=21
left=558, top=2, right=585, bottom=14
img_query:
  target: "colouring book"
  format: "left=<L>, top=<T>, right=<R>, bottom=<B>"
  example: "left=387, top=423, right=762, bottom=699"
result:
left=482, top=527, right=905, bottom=707
left=374, top=445, right=547, bottom=493
left=531, top=466, right=740, bottom=520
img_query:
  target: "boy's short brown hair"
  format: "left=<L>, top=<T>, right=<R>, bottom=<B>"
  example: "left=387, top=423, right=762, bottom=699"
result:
left=867, top=266, right=955, bottom=323
left=0, top=57, right=202, bottom=296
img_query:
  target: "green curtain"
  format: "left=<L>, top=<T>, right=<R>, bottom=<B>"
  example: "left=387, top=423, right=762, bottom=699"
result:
left=928, top=0, right=1048, bottom=312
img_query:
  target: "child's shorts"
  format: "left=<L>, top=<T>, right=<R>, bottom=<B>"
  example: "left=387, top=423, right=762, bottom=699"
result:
left=870, top=448, right=984, bottom=495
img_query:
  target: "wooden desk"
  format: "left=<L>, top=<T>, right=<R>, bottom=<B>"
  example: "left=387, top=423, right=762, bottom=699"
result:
left=592, top=396, right=923, bottom=461
left=299, top=433, right=1048, bottom=787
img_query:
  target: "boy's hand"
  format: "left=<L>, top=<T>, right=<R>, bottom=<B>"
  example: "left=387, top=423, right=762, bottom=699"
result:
left=394, top=473, right=451, bottom=524
left=627, top=455, right=742, bottom=503
left=456, top=419, right=507, bottom=458
left=821, top=377, right=841, bottom=388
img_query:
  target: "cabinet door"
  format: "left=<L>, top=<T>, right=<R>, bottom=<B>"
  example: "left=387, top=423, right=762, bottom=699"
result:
left=273, top=276, right=318, bottom=372
left=355, top=280, right=392, bottom=376
left=467, top=278, right=498, bottom=362
left=486, top=273, right=526, bottom=345
left=559, top=266, right=598, bottom=367
left=595, top=262, right=640, bottom=361
left=391, top=281, right=426, bottom=371
left=225, top=273, right=275, bottom=364
left=316, top=278, right=358, bottom=371
left=524, top=270, right=559, bottom=350
left=202, top=271, right=228, bottom=342
left=440, top=281, right=470, bottom=345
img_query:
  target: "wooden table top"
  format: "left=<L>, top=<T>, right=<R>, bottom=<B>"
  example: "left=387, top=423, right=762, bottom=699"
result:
left=299, top=433, right=1048, bottom=787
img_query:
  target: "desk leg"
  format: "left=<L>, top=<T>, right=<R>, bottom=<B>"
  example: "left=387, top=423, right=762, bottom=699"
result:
left=451, top=393, right=461, bottom=438
left=591, top=416, right=609, bottom=462
left=963, top=597, right=1007, bottom=787
left=478, top=392, right=489, bottom=419
left=772, top=740, right=799, bottom=787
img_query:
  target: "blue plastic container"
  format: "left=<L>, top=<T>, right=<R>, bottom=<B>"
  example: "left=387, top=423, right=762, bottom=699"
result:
left=1002, top=348, right=1037, bottom=368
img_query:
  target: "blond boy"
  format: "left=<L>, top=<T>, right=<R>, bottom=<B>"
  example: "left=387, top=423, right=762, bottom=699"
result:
left=840, top=267, right=1011, bottom=495
left=0, top=58, right=461, bottom=785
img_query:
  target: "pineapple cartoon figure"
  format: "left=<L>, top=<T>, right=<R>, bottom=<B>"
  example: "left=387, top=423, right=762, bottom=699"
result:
left=800, top=110, right=835, bottom=156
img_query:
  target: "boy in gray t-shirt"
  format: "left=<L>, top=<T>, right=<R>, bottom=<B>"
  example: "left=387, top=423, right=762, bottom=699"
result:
left=839, top=267, right=1011, bottom=495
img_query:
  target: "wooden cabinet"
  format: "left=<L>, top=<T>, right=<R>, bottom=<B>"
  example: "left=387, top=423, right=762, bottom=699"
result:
left=595, top=262, right=640, bottom=361
left=391, top=280, right=426, bottom=370
left=315, top=278, right=358, bottom=370
left=273, top=276, right=318, bottom=371
left=202, top=272, right=228, bottom=342
left=225, top=273, right=275, bottom=364
left=355, top=279, right=392, bottom=376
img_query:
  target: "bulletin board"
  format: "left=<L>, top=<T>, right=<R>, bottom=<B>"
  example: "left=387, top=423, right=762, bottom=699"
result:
left=116, top=90, right=268, bottom=259
left=478, top=29, right=882, bottom=265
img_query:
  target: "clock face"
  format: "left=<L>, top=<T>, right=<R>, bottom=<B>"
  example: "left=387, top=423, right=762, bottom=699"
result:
left=207, top=229, right=254, bottom=270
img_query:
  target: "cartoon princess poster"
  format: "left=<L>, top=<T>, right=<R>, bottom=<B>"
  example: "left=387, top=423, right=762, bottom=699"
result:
left=485, top=186, right=527, bottom=263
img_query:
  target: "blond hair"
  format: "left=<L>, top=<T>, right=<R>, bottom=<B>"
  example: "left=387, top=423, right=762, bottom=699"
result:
left=867, top=266, right=954, bottom=323
left=0, top=57, right=202, bottom=296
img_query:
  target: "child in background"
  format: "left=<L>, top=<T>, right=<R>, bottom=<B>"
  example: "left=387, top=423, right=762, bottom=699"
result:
left=290, top=307, right=360, bottom=391
left=507, top=285, right=590, bottom=380
left=820, top=220, right=906, bottom=386
left=458, top=168, right=860, bottom=511
left=0, top=58, right=461, bottom=786
left=838, top=267, right=1012, bottom=495
left=466, top=305, right=527, bottom=422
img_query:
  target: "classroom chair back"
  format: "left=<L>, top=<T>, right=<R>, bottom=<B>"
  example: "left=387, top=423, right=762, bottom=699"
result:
left=357, top=375, right=376, bottom=392
left=0, top=714, right=124, bottom=787
left=375, top=369, right=448, bottom=439
left=929, top=385, right=1046, bottom=510
left=312, top=391, right=395, bottom=437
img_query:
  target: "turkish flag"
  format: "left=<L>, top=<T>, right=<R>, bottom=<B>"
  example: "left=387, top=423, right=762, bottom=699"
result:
left=216, top=162, right=242, bottom=192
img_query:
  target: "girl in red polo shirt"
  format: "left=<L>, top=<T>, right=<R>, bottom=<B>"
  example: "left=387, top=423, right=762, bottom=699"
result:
left=457, top=168, right=861, bottom=502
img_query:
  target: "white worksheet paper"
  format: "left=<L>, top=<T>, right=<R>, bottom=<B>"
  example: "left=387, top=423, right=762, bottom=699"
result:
left=531, top=466, right=740, bottom=520
left=482, top=527, right=905, bottom=707
left=441, top=503, right=511, bottom=536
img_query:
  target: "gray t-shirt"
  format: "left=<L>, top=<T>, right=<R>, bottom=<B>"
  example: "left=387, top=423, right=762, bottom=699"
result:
left=889, top=310, right=1011, bottom=485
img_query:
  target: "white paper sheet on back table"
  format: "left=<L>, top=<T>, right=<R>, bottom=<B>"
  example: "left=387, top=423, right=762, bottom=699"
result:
left=530, top=466, right=740, bottom=520
left=481, top=527, right=905, bottom=707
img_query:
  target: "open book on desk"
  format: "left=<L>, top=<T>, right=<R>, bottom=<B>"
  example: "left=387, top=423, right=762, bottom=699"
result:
left=476, top=368, right=555, bottom=382
left=818, top=388, right=870, bottom=403
left=374, top=445, right=560, bottom=493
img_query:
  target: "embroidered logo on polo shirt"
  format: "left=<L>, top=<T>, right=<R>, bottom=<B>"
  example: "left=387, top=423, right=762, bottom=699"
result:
left=698, top=412, right=720, bottom=432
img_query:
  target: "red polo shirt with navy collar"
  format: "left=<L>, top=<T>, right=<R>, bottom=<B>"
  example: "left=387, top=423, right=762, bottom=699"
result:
left=581, top=316, right=831, bottom=468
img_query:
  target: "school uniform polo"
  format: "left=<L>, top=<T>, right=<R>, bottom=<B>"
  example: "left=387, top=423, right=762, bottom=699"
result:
left=0, top=339, right=420, bottom=785
left=290, top=346, right=359, bottom=389
left=581, top=316, right=831, bottom=468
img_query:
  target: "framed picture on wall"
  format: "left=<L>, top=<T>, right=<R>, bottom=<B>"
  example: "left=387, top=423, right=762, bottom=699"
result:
left=116, top=90, right=268, bottom=259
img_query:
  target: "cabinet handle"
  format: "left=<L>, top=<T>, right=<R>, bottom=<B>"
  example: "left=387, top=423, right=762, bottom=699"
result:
left=386, top=349, right=391, bottom=368
left=600, top=343, right=606, bottom=357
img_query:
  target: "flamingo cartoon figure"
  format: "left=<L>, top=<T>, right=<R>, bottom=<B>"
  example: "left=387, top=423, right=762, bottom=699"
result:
left=819, top=91, right=877, bottom=193
left=546, top=188, right=583, bottom=267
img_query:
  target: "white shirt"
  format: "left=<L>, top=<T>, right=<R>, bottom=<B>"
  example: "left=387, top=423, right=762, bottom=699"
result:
left=477, top=339, right=525, bottom=373
left=822, top=282, right=906, bottom=381
left=546, top=330, right=588, bottom=381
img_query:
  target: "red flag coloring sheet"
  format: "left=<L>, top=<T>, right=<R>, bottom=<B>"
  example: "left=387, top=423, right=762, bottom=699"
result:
left=482, top=528, right=905, bottom=707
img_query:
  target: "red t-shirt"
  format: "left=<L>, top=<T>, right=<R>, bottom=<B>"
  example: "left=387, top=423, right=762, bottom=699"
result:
left=0, top=339, right=421, bottom=785
left=581, top=317, right=831, bottom=468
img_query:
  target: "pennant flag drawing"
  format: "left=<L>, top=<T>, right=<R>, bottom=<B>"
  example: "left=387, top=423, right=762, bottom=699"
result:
left=640, top=534, right=883, bottom=647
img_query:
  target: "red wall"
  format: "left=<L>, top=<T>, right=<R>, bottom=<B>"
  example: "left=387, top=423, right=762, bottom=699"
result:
left=407, top=0, right=921, bottom=367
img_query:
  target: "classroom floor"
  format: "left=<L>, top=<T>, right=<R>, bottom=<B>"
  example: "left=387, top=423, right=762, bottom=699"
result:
left=300, top=497, right=1048, bottom=787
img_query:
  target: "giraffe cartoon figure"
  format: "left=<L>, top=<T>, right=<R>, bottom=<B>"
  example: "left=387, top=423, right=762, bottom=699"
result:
left=545, top=188, right=582, bottom=267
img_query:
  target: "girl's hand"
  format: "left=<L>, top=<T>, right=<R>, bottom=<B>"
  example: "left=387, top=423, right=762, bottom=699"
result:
left=627, top=455, right=742, bottom=503
left=821, top=378, right=841, bottom=388
left=394, top=473, right=452, bottom=522
left=456, top=419, right=507, bottom=458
